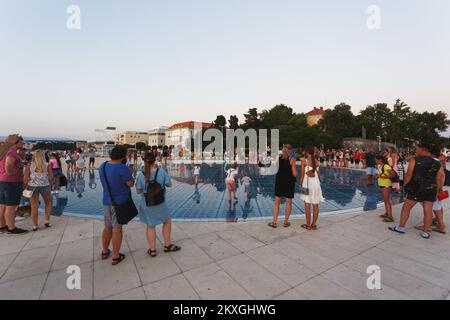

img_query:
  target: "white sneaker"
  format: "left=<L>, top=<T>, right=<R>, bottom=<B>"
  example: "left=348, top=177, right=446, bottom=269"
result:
left=15, top=216, right=26, bottom=221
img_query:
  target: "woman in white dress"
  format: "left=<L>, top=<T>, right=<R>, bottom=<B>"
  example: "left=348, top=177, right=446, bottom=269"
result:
left=300, top=146, right=324, bottom=230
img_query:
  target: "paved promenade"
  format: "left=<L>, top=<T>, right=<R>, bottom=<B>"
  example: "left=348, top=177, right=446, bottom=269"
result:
left=1, top=197, right=449, bottom=300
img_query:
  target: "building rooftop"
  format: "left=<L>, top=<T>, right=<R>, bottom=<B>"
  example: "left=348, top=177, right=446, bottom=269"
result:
left=168, top=121, right=213, bottom=130
left=305, top=107, right=326, bottom=117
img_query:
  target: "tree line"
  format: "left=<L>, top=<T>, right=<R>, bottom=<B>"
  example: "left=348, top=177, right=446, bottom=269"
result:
left=211, top=99, right=450, bottom=149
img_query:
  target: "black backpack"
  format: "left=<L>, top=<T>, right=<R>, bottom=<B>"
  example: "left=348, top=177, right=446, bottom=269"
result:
left=145, top=168, right=165, bottom=206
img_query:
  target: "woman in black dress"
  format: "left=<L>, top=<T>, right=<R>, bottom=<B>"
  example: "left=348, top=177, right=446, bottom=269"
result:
left=269, top=145, right=298, bottom=228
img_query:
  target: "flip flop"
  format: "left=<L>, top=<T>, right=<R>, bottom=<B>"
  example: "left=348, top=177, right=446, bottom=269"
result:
left=112, top=253, right=125, bottom=265
left=283, top=222, right=291, bottom=228
left=388, top=226, right=405, bottom=234
left=383, top=217, right=394, bottom=223
left=301, top=224, right=312, bottom=230
left=268, top=222, right=278, bottom=229
left=101, top=249, right=111, bottom=260
left=432, top=227, right=447, bottom=234
left=164, top=244, right=181, bottom=252
left=421, top=232, right=431, bottom=240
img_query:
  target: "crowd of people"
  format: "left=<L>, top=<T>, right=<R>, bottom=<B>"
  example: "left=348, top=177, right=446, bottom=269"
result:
left=0, top=133, right=449, bottom=266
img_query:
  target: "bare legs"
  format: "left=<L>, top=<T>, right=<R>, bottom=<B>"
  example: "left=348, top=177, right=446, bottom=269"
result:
left=1, top=205, right=16, bottom=230
left=30, top=191, right=52, bottom=228
left=272, top=197, right=292, bottom=227
left=102, top=226, right=123, bottom=259
left=146, top=219, right=174, bottom=251
left=304, top=202, right=319, bottom=229
left=382, top=188, right=393, bottom=219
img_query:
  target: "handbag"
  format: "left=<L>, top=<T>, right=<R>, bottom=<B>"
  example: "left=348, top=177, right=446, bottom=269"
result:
left=437, top=190, right=449, bottom=201
left=22, top=187, right=35, bottom=199
left=102, top=163, right=138, bottom=225
left=300, top=169, right=310, bottom=196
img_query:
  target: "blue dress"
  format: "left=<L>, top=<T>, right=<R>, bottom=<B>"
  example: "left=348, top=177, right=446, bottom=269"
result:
left=135, top=169, right=171, bottom=227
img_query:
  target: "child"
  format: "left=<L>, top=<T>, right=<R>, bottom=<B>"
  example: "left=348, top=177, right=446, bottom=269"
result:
left=240, top=172, right=252, bottom=199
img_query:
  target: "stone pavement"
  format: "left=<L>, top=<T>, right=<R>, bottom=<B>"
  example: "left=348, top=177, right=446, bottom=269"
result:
left=1, top=198, right=450, bottom=300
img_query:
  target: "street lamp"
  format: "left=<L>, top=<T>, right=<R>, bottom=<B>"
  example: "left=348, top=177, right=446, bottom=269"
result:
left=376, top=136, right=381, bottom=152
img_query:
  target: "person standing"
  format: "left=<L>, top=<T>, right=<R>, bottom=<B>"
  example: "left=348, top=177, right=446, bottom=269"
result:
left=49, top=153, right=62, bottom=194
left=193, top=164, right=201, bottom=186
left=0, top=134, right=21, bottom=161
left=225, top=163, right=239, bottom=202
left=389, top=143, right=445, bottom=239
left=365, top=148, right=377, bottom=186
left=99, top=146, right=135, bottom=265
left=23, top=150, right=53, bottom=231
left=0, top=137, right=28, bottom=234
left=269, top=145, right=297, bottom=228
left=300, top=146, right=324, bottom=230
left=375, top=155, right=395, bottom=223
left=135, top=153, right=180, bottom=257
left=88, top=145, right=97, bottom=169
left=388, top=147, right=401, bottom=193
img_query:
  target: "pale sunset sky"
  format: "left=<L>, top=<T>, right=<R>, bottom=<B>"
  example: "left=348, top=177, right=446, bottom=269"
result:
left=1, top=0, right=449, bottom=139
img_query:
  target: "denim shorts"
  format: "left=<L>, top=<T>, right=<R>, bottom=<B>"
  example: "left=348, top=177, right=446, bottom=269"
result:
left=366, top=167, right=377, bottom=176
left=52, top=168, right=62, bottom=176
left=0, top=182, right=23, bottom=206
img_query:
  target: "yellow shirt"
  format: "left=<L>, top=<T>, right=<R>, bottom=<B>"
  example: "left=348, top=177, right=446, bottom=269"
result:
left=378, top=164, right=393, bottom=187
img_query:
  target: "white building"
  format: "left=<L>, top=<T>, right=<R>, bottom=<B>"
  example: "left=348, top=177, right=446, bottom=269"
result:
left=112, top=131, right=149, bottom=145
left=148, top=127, right=168, bottom=147
left=166, top=121, right=212, bottom=150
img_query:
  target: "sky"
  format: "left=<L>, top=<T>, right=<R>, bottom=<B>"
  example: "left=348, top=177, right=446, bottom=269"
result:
left=1, top=0, right=450, bottom=140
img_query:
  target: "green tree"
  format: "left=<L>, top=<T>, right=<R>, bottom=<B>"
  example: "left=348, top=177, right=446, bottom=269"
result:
left=213, top=115, right=227, bottom=131
left=358, top=103, right=391, bottom=140
left=318, top=103, right=359, bottom=138
left=228, top=115, right=239, bottom=130
left=260, top=104, right=295, bottom=129
left=242, top=108, right=261, bottom=130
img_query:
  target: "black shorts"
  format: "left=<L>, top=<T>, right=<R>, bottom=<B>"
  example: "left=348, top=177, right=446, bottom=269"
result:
left=89, top=158, right=95, bottom=165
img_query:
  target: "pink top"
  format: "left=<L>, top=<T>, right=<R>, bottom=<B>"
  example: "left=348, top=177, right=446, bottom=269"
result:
left=49, top=159, right=60, bottom=169
left=0, top=148, right=23, bottom=183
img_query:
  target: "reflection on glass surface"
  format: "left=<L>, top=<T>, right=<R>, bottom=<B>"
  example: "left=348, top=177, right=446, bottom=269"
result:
left=41, top=162, right=403, bottom=220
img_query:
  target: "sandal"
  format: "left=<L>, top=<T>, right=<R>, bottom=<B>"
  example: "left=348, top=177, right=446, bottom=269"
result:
left=101, top=249, right=111, bottom=260
left=32, top=226, right=39, bottom=232
left=164, top=244, right=181, bottom=253
left=421, top=232, right=431, bottom=240
left=311, top=224, right=317, bottom=230
left=379, top=214, right=388, bottom=218
left=111, top=253, right=125, bottom=265
left=44, top=222, right=51, bottom=228
left=432, top=227, right=446, bottom=234
left=267, top=222, right=278, bottom=229
left=301, top=224, right=312, bottom=230
left=382, top=217, right=394, bottom=223
left=283, top=222, right=291, bottom=228
left=147, top=249, right=157, bottom=257
left=388, top=226, right=406, bottom=234
left=414, top=226, right=432, bottom=232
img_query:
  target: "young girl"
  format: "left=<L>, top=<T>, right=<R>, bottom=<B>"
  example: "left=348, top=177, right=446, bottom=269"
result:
left=49, top=153, right=62, bottom=194
left=300, top=146, right=324, bottom=230
left=376, top=155, right=395, bottom=223
left=135, top=153, right=180, bottom=257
